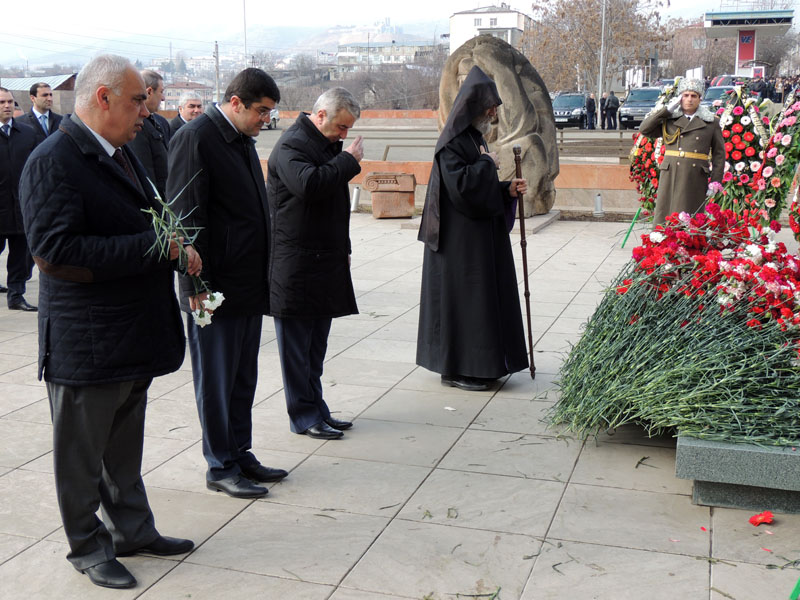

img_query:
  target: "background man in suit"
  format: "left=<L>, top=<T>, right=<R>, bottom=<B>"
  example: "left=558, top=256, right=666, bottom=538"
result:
left=267, top=88, right=363, bottom=440
left=128, top=70, right=170, bottom=197
left=605, top=90, right=620, bottom=130
left=17, top=83, right=63, bottom=145
left=170, top=92, right=203, bottom=136
left=0, top=87, right=37, bottom=311
left=169, top=68, right=288, bottom=499
left=19, top=55, right=198, bottom=590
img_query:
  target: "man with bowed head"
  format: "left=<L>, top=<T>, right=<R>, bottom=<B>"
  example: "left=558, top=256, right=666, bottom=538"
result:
left=19, top=54, right=200, bottom=590
left=416, top=66, right=529, bottom=392
left=639, top=78, right=725, bottom=224
left=267, top=87, right=363, bottom=439
left=169, top=68, right=288, bottom=499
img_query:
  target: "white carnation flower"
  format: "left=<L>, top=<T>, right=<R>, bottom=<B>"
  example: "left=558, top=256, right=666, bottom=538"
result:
left=192, top=309, right=213, bottom=327
left=649, top=231, right=666, bottom=243
left=203, top=291, right=226, bottom=311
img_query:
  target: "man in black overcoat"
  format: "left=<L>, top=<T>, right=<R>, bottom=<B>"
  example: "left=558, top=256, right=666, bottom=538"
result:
left=16, top=82, right=63, bottom=146
left=169, top=91, right=203, bottom=136
left=127, top=70, right=170, bottom=197
left=267, top=87, right=363, bottom=440
left=0, top=87, right=37, bottom=310
left=19, top=55, right=198, bottom=590
left=169, top=68, right=288, bottom=499
left=417, top=66, right=529, bottom=392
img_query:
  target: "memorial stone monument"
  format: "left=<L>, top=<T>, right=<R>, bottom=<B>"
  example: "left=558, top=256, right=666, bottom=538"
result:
left=439, top=35, right=559, bottom=216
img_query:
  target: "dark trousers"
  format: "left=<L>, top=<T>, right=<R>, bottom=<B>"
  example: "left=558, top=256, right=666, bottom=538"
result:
left=187, top=312, right=261, bottom=481
left=587, top=110, right=596, bottom=129
left=274, top=316, right=332, bottom=433
left=0, top=234, right=33, bottom=304
left=48, top=379, right=159, bottom=570
left=607, top=108, right=618, bottom=130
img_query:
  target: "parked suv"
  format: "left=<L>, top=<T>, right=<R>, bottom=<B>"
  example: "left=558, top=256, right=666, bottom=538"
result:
left=701, top=86, right=735, bottom=109
left=552, top=93, right=588, bottom=129
left=262, top=108, right=280, bottom=130
left=619, top=87, right=662, bottom=129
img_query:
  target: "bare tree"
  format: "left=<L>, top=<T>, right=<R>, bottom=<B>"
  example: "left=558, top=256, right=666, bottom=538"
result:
left=522, top=0, right=667, bottom=92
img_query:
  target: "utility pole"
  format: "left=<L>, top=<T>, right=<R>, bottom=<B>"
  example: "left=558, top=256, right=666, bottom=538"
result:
left=243, top=0, right=248, bottom=69
left=214, top=41, right=220, bottom=103
left=367, top=32, right=371, bottom=72
left=597, top=0, right=607, bottom=100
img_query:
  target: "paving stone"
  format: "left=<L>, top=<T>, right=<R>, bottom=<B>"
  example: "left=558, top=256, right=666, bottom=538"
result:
left=269, top=455, right=430, bottom=516
left=359, top=388, right=489, bottom=428
left=186, top=502, right=388, bottom=585
left=438, top=430, right=581, bottom=482
left=711, top=506, right=800, bottom=566
left=549, top=483, right=710, bottom=556
left=399, top=469, right=564, bottom=536
left=139, top=563, right=334, bottom=599
left=523, top=540, right=709, bottom=600
left=710, top=559, right=800, bottom=600
left=341, top=519, right=540, bottom=599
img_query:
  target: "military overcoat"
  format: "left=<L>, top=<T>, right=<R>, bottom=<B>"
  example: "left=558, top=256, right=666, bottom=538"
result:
left=639, top=105, right=725, bottom=224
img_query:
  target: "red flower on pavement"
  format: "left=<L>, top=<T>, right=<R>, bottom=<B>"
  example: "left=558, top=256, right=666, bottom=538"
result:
left=749, top=511, right=774, bottom=526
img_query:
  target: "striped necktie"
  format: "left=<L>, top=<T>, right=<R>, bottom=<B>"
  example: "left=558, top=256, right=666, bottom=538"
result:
left=39, top=114, right=48, bottom=136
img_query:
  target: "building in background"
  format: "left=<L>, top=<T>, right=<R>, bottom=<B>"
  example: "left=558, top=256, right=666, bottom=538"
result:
left=448, top=3, right=532, bottom=54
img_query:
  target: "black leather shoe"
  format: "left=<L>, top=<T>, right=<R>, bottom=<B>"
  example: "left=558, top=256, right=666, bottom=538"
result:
left=303, top=422, right=343, bottom=439
left=324, top=417, right=353, bottom=430
left=207, top=475, right=268, bottom=498
left=0, top=284, right=6, bottom=293
left=8, top=299, right=37, bottom=312
left=117, top=535, right=194, bottom=557
left=80, top=559, right=136, bottom=589
left=441, top=375, right=492, bottom=392
left=241, top=464, right=288, bottom=483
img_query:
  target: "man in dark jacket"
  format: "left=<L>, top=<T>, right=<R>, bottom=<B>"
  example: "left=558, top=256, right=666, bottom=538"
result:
left=169, top=92, right=203, bottom=136
left=606, top=90, right=620, bottom=129
left=169, top=68, right=288, bottom=499
left=417, top=66, right=529, bottom=392
left=267, top=87, right=363, bottom=440
left=16, top=82, right=63, bottom=145
left=19, top=55, right=198, bottom=590
left=127, top=70, right=170, bottom=197
left=586, top=93, right=596, bottom=129
left=0, top=87, right=37, bottom=310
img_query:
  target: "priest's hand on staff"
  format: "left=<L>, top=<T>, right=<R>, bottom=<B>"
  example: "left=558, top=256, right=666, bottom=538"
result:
left=509, top=178, right=527, bottom=198
left=345, top=135, right=364, bottom=162
left=480, top=147, right=500, bottom=169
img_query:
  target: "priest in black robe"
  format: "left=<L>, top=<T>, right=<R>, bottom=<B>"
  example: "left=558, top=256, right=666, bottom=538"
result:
left=416, top=66, right=529, bottom=392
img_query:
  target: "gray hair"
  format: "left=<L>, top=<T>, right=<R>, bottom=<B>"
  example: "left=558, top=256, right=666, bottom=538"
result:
left=312, top=87, right=361, bottom=120
left=179, top=91, right=202, bottom=107
left=141, top=69, right=163, bottom=91
left=75, top=54, right=132, bottom=111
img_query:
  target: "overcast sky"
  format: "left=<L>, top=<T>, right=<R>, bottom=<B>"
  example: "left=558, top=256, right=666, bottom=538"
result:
left=0, top=0, right=730, bottom=67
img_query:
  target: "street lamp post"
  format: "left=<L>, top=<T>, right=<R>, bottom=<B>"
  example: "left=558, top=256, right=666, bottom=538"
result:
left=597, top=0, right=607, bottom=101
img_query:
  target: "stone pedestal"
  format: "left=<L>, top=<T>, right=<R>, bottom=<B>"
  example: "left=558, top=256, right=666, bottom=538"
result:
left=675, top=437, right=800, bottom=513
left=365, top=172, right=416, bottom=219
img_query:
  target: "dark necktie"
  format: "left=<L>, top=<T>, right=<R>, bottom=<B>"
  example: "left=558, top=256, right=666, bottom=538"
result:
left=1, top=123, right=9, bottom=137
left=112, top=149, right=138, bottom=186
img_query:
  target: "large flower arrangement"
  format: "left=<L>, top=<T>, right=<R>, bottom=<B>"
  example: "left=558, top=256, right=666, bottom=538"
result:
left=551, top=203, right=800, bottom=445
left=707, top=88, right=771, bottom=220
left=629, top=133, right=663, bottom=217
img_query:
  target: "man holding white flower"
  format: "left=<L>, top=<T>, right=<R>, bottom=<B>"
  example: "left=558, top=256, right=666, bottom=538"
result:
left=639, top=78, right=725, bottom=224
left=169, top=68, right=288, bottom=499
left=19, top=54, right=199, bottom=590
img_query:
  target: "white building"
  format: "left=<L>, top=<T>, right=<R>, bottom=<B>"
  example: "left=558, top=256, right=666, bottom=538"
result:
left=448, top=3, right=532, bottom=54
left=337, top=41, right=447, bottom=72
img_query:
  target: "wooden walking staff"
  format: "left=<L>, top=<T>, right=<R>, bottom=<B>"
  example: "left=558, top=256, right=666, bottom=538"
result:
left=513, top=145, right=536, bottom=379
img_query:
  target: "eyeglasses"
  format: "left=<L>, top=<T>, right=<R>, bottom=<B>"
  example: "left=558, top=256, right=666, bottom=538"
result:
left=249, top=104, right=272, bottom=119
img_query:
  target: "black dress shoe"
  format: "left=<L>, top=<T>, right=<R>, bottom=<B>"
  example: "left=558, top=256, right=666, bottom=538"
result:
left=206, top=475, right=268, bottom=498
left=8, top=299, right=37, bottom=312
left=441, top=375, right=492, bottom=392
left=302, top=422, right=343, bottom=439
left=80, top=559, right=136, bottom=589
left=0, top=284, right=6, bottom=293
left=324, top=416, right=353, bottom=430
left=117, top=535, right=194, bottom=557
left=241, top=464, right=288, bottom=483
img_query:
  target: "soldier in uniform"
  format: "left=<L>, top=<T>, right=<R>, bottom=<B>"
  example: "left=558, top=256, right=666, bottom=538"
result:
left=639, top=78, right=725, bottom=224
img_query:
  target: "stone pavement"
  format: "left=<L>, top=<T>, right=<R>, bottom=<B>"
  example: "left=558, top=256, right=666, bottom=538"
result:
left=0, top=216, right=799, bottom=599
